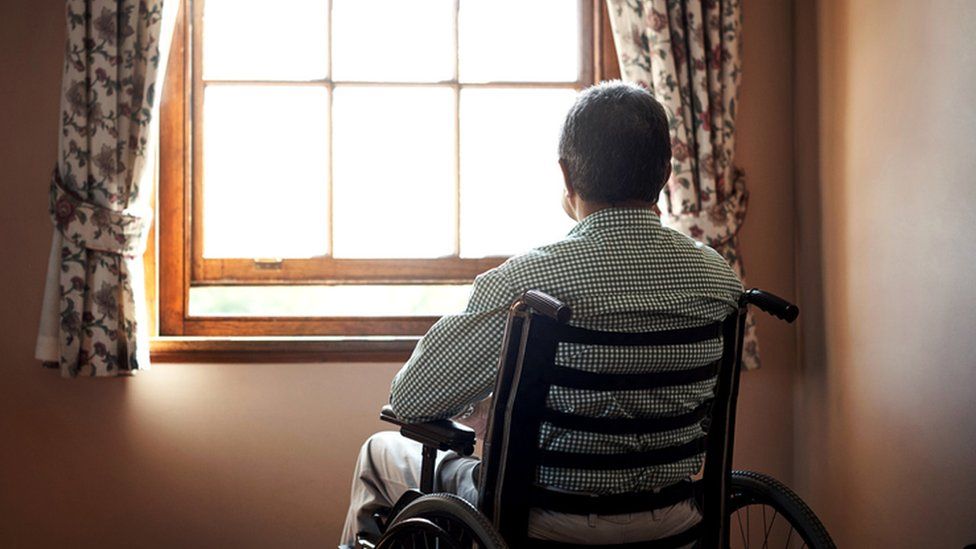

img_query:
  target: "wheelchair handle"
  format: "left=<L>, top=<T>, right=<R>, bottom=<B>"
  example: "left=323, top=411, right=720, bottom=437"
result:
left=743, top=289, right=799, bottom=323
left=521, top=290, right=572, bottom=323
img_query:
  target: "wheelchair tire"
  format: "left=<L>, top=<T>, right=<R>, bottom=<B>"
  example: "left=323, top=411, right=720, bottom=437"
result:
left=377, top=493, right=507, bottom=549
left=728, top=470, right=836, bottom=549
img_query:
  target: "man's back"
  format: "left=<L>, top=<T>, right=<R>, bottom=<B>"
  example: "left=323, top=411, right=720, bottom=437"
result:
left=391, top=207, right=741, bottom=494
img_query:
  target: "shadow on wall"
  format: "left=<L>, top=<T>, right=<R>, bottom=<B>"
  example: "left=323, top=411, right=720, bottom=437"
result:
left=792, top=0, right=855, bottom=542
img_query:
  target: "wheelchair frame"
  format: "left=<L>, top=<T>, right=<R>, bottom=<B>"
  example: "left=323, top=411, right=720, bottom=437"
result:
left=372, top=289, right=807, bottom=549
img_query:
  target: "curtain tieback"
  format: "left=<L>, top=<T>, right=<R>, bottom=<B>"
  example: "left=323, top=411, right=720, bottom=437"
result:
left=48, top=167, right=151, bottom=257
left=667, top=170, right=749, bottom=249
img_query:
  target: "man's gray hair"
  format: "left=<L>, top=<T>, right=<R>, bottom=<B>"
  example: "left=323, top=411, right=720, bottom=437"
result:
left=558, top=81, right=672, bottom=203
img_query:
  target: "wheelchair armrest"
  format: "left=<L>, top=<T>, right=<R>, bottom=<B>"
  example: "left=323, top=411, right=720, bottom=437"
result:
left=380, top=405, right=476, bottom=456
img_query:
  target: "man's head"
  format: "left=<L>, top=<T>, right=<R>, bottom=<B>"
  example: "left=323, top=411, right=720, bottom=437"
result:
left=558, top=81, right=672, bottom=219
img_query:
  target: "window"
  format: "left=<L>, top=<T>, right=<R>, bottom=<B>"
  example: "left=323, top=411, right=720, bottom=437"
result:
left=157, top=0, right=618, bottom=350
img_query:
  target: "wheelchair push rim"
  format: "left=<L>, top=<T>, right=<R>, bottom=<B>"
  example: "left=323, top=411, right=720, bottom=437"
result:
left=376, top=493, right=508, bottom=549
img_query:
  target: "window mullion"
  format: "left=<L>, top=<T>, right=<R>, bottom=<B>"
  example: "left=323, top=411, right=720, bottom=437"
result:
left=452, top=0, right=461, bottom=257
left=326, top=0, right=335, bottom=259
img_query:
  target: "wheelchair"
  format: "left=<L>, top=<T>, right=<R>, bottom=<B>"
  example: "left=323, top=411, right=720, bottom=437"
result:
left=357, top=289, right=835, bottom=549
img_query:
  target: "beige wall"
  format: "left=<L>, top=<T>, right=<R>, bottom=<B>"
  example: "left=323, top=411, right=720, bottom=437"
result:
left=795, top=1, right=976, bottom=547
left=0, top=1, right=796, bottom=546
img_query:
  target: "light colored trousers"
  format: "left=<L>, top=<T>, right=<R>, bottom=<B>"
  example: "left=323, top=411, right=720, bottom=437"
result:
left=341, top=431, right=701, bottom=547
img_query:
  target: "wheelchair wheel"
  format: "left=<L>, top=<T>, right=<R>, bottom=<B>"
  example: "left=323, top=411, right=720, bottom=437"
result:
left=376, top=493, right=507, bottom=549
left=728, top=470, right=835, bottom=549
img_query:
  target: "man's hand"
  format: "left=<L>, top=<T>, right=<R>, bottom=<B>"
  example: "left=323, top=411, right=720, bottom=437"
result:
left=453, top=397, right=492, bottom=440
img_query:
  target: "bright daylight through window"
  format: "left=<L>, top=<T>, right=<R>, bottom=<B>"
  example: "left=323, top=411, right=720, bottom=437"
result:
left=180, top=0, right=590, bottom=325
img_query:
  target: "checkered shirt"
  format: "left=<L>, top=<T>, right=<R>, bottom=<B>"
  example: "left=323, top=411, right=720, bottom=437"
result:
left=390, top=207, right=742, bottom=494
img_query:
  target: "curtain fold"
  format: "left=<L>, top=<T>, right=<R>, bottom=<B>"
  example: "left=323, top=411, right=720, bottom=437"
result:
left=35, top=0, right=176, bottom=377
left=606, top=0, right=759, bottom=369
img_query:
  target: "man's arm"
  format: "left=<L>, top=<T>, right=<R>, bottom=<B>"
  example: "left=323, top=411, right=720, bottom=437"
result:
left=389, top=269, right=518, bottom=423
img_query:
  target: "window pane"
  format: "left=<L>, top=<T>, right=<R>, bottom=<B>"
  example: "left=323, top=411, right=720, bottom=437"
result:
left=332, top=0, right=454, bottom=82
left=332, top=86, right=455, bottom=258
left=203, top=85, right=329, bottom=258
left=202, top=0, right=328, bottom=80
left=459, top=0, right=579, bottom=82
left=460, top=88, right=577, bottom=257
left=190, top=285, right=471, bottom=317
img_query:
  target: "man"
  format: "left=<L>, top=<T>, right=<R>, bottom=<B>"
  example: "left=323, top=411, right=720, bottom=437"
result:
left=340, top=81, right=742, bottom=547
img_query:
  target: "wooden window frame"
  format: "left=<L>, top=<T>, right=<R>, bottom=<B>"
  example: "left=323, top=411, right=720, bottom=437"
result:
left=154, top=0, right=620, bottom=360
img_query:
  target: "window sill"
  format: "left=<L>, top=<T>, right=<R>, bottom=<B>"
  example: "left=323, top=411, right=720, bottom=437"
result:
left=150, top=336, right=419, bottom=363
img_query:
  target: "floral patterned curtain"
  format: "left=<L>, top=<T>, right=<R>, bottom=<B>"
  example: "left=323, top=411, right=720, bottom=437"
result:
left=606, top=0, right=759, bottom=368
left=35, top=0, right=176, bottom=377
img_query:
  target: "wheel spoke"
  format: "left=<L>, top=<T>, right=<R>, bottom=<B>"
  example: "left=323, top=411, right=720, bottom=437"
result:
left=735, top=508, right=748, bottom=548
left=747, top=503, right=751, bottom=546
left=763, top=509, right=778, bottom=549
left=761, top=505, right=767, bottom=549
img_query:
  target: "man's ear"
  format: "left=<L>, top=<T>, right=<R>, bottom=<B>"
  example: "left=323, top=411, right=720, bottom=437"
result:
left=558, top=159, right=575, bottom=198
